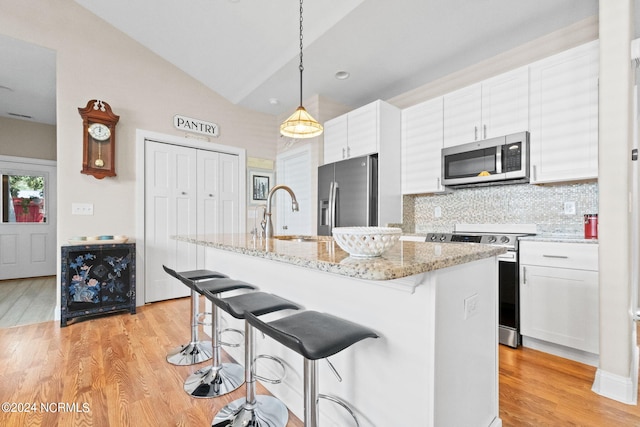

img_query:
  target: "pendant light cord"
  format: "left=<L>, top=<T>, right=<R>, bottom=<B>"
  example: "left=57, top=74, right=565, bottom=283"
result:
left=298, top=0, right=304, bottom=107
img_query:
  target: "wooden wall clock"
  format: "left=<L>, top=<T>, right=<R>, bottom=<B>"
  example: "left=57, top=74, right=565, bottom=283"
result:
left=78, top=99, right=120, bottom=179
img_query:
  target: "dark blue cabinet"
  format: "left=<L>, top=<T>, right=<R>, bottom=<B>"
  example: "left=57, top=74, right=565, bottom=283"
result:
left=60, top=243, right=136, bottom=326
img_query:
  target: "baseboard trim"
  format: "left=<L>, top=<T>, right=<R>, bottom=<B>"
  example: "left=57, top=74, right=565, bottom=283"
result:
left=591, top=348, right=638, bottom=405
left=522, top=336, right=599, bottom=367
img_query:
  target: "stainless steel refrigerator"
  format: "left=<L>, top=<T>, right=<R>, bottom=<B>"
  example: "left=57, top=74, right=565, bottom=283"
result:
left=317, top=154, right=378, bottom=236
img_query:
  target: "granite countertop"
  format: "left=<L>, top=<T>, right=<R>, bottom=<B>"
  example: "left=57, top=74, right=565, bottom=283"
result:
left=173, top=233, right=506, bottom=281
left=518, top=234, right=599, bottom=244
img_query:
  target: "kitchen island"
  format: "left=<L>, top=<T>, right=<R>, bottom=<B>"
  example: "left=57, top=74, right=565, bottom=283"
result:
left=174, top=233, right=505, bottom=427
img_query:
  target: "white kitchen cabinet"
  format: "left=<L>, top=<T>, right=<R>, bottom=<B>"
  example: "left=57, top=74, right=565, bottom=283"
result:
left=519, top=241, right=599, bottom=354
left=529, top=40, right=599, bottom=184
left=443, top=66, right=529, bottom=148
left=443, top=83, right=481, bottom=148
left=401, top=97, right=445, bottom=194
left=322, top=114, right=348, bottom=164
left=323, top=99, right=399, bottom=164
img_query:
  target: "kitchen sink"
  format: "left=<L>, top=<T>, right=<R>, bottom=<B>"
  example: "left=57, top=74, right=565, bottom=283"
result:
left=273, top=235, right=331, bottom=242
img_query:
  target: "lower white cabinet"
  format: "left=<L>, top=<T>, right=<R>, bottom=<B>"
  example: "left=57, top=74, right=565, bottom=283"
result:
left=519, top=241, right=599, bottom=354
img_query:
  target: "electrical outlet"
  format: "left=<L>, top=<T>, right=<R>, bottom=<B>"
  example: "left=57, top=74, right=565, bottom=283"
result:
left=72, top=203, right=94, bottom=215
left=434, top=206, right=442, bottom=218
left=564, top=201, right=576, bottom=215
left=464, top=293, right=479, bottom=320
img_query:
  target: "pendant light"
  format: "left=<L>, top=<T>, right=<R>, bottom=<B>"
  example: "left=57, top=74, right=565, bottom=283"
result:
left=280, top=0, right=323, bottom=139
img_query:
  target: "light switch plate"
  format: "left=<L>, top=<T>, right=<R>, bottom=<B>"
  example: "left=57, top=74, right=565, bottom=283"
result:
left=72, top=203, right=94, bottom=215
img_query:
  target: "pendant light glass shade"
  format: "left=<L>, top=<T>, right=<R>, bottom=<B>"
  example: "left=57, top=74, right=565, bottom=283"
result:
left=280, top=106, right=323, bottom=139
left=280, top=0, right=323, bottom=139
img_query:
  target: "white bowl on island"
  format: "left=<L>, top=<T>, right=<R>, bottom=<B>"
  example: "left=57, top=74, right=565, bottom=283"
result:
left=332, top=226, right=402, bottom=258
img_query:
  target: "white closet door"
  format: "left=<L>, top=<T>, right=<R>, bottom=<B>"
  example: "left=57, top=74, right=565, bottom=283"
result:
left=218, top=152, right=240, bottom=234
left=145, top=141, right=197, bottom=302
left=276, top=147, right=311, bottom=236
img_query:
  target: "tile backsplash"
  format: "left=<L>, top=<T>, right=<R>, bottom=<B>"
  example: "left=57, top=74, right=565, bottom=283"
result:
left=402, top=182, right=598, bottom=235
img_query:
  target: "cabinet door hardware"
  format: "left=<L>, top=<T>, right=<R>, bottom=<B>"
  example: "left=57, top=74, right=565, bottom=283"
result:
left=542, top=254, right=569, bottom=259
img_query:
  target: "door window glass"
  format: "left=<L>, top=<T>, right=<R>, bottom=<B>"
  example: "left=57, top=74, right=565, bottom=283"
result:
left=1, top=173, right=47, bottom=223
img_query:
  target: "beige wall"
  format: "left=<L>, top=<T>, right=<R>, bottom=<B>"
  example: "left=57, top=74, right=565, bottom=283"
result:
left=1, top=0, right=278, bottom=243
left=0, top=117, right=56, bottom=160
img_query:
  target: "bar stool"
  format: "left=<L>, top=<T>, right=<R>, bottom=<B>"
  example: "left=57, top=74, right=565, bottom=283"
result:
left=245, top=310, right=379, bottom=427
left=202, top=290, right=301, bottom=426
left=162, top=265, right=255, bottom=366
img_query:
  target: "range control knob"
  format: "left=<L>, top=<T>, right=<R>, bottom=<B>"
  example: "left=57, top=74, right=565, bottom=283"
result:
left=487, top=235, right=497, bottom=243
left=500, top=236, right=510, bottom=244
left=439, top=235, right=447, bottom=242
left=429, top=235, right=437, bottom=241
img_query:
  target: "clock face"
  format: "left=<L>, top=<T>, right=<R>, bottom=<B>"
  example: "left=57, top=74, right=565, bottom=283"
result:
left=88, top=123, right=111, bottom=141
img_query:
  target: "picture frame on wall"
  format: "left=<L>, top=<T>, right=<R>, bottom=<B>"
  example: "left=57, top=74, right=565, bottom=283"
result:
left=248, top=169, right=274, bottom=205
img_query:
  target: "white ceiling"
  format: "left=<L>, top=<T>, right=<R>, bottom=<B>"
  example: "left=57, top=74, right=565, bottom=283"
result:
left=0, top=0, right=603, bottom=125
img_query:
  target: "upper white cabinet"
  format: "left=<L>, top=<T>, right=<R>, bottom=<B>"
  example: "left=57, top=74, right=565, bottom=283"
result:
left=443, top=66, right=529, bottom=148
left=443, top=84, right=481, bottom=148
left=323, top=100, right=399, bottom=164
left=529, top=40, right=599, bottom=184
left=519, top=241, right=599, bottom=355
left=322, top=115, right=348, bottom=165
left=401, top=97, right=445, bottom=194
left=323, top=99, right=402, bottom=225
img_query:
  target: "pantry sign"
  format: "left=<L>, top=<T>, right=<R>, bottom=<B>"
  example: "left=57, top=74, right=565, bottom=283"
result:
left=173, top=114, right=219, bottom=137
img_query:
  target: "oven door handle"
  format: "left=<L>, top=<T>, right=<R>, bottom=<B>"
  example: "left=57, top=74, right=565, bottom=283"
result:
left=497, top=251, right=516, bottom=262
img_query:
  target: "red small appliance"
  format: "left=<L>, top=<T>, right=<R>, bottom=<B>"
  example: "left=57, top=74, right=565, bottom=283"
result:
left=584, top=214, right=598, bottom=239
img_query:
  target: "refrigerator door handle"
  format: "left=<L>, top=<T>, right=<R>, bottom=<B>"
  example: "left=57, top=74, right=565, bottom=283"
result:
left=329, top=181, right=338, bottom=232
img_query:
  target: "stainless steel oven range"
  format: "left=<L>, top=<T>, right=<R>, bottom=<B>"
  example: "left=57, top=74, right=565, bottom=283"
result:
left=425, top=225, right=534, bottom=348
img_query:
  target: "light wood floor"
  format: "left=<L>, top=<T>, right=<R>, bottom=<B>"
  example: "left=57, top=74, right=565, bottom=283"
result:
left=1, top=296, right=640, bottom=426
left=0, top=276, right=55, bottom=328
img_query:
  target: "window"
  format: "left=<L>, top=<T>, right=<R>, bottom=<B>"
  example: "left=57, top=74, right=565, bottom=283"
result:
left=1, top=172, right=47, bottom=223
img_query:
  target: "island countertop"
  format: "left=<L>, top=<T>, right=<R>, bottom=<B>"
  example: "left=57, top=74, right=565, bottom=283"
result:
left=173, top=233, right=506, bottom=281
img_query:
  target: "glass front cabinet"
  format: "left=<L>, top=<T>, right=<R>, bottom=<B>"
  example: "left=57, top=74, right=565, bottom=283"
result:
left=60, top=243, right=136, bottom=326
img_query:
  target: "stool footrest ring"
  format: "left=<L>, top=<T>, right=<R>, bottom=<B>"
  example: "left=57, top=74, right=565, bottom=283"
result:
left=220, top=328, right=244, bottom=348
left=318, top=394, right=360, bottom=427
left=196, top=311, right=213, bottom=327
left=253, top=354, right=286, bottom=384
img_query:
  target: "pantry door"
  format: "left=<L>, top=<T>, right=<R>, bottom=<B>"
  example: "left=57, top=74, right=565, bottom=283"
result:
left=198, top=150, right=240, bottom=269
left=144, top=141, right=240, bottom=303
left=145, top=141, right=197, bottom=302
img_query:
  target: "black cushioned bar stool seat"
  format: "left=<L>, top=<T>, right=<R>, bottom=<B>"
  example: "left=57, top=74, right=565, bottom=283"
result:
left=162, top=265, right=255, bottom=366
left=202, top=291, right=301, bottom=427
left=245, top=310, right=379, bottom=427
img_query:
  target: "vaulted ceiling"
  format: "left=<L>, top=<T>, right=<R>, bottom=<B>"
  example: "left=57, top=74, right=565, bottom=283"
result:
left=1, top=0, right=602, bottom=125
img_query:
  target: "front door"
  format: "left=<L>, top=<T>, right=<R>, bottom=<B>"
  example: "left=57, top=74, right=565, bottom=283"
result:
left=0, top=157, right=56, bottom=280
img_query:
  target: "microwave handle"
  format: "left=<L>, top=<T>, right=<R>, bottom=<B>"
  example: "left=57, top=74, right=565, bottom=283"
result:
left=496, top=145, right=502, bottom=173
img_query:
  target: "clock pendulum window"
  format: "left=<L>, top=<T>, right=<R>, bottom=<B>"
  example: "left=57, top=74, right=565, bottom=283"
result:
left=78, top=100, right=120, bottom=179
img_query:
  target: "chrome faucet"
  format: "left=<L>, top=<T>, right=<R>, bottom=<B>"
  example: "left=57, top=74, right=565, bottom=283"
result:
left=262, top=184, right=299, bottom=238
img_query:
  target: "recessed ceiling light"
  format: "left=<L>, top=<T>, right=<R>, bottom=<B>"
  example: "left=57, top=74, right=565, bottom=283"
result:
left=335, top=71, right=350, bottom=80
left=269, top=98, right=279, bottom=105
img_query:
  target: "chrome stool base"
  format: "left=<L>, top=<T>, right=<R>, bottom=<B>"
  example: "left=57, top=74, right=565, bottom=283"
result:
left=212, top=395, right=288, bottom=427
left=166, top=341, right=213, bottom=366
left=184, top=362, right=244, bottom=398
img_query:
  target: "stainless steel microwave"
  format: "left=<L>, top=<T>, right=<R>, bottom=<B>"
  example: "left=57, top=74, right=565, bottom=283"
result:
left=441, top=131, right=529, bottom=187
